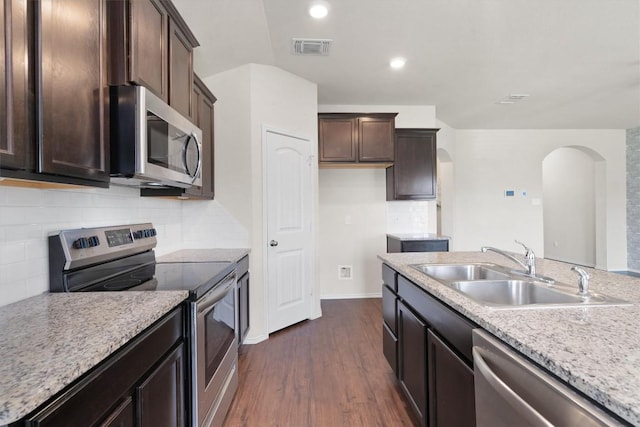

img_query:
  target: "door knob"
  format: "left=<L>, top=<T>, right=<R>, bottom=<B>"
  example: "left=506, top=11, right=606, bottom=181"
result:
left=270, top=240, right=279, bottom=247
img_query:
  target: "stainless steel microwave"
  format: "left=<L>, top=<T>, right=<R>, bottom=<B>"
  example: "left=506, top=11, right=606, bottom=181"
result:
left=110, top=85, right=203, bottom=188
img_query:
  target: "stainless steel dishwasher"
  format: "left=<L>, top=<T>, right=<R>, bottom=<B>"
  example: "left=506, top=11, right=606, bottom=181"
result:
left=472, top=329, right=624, bottom=427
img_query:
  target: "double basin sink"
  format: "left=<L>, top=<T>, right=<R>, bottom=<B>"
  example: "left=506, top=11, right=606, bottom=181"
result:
left=411, top=263, right=630, bottom=309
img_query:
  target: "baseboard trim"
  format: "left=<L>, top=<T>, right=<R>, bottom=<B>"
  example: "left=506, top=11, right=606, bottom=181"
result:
left=321, top=292, right=382, bottom=300
left=242, top=333, right=269, bottom=345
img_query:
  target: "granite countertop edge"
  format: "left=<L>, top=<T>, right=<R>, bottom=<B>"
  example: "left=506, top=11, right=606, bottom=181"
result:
left=157, top=248, right=250, bottom=264
left=386, top=233, right=450, bottom=241
left=378, top=251, right=640, bottom=426
left=0, top=291, right=188, bottom=424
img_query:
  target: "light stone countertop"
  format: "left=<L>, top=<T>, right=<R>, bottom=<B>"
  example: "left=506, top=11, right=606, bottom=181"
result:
left=157, top=248, right=250, bottom=264
left=379, top=251, right=640, bottom=426
left=0, top=291, right=188, bottom=424
left=386, top=232, right=450, bottom=241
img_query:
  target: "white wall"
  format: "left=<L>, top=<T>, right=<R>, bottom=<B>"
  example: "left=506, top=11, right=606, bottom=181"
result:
left=451, top=129, right=627, bottom=270
left=543, top=147, right=596, bottom=266
left=318, top=168, right=387, bottom=298
left=317, top=105, right=438, bottom=298
left=205, top=64, right=319, bottom=343
left=0, top=183, right=247, bottom=307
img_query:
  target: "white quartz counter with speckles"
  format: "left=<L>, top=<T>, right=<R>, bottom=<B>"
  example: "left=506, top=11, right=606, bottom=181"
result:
left=0, top=291, right=188, bottom=424
left=379, top=251, right=640, bottom=426
left=157, top=248, right=249, bottom=264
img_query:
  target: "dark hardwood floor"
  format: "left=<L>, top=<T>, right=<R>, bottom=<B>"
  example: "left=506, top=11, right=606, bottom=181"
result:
left=223, top=298, right=418, bottom=427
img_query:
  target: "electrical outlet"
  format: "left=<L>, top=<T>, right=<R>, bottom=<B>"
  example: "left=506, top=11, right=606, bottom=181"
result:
left=338, top=265, right=352, bottom=280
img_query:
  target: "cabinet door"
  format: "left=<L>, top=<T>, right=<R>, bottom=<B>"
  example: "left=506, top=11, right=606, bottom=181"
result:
left=238, top=272, right=250, bottom=343
left=137, top=343, right=186, bottom=427
left=398, top=300, right=428, bottom=426
left=318, top=117, right=357, bottom=162
left=168, top=19, right=193, bottom=119
left=129, top=0, right=168, bottom=101
left=358, top=116, right=394, bottom=162
left=38, top=0, right=109, bottom=184
left=428, top=330, right=476, bottom=427
left=390, top=129, right=437, bottom=200
left=0, top=0, right=30, bottom=170
left=382, top=284, right=397, bottom=333
left=183, top=76, right=215, bottom=199
left=99, top=398, right=134, bottom=427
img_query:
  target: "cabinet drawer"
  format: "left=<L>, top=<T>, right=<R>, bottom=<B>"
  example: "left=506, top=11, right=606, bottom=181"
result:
left=398, top=275, right=476, bottom=365
left=402, top=240, right=449, bottom=253
left=382, top=284, right=397, bottom=333
left=382, top=322, right=398, bottom=376
left=382, top=263, right=397, bottom=291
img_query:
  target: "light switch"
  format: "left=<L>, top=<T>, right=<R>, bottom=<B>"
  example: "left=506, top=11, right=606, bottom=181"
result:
left=345, top=215, right=352, bottom=225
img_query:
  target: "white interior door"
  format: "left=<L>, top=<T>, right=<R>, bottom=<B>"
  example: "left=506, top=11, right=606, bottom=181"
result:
left=265, top=129, right=313, bottom=334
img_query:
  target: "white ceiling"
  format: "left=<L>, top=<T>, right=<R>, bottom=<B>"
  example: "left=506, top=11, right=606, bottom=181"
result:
left=172, top=0, right=640, bottom=129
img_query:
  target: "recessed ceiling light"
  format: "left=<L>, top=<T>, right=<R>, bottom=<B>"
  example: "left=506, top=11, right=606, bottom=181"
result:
left=309, top=2, right=329, bottom=19
left=390, top=57, right=406, bottom=69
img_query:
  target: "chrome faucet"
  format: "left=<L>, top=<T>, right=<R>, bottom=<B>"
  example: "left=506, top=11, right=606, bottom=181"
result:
left=571, top=266, right=591, bottom=297
left=480, top=240, right=554, bottom=284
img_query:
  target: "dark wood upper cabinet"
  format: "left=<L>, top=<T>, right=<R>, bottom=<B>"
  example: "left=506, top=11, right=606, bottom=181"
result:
left=0, top=0, right=30, bottom=171
left=358, top=116, right=395, bottom=161
left=387, top=128, right=438, bottom=200
left=318, top=113, right=396, bottom=164
left=184, top=75, right=215, bottom=199
left=318, top=115, right=357, bottom=162
left=109, top=0, right=198, bottom=116
left=37, top=0, right=109, bottom=184
left=128, top=0, right=169, bottom=101
left=168, top=19, right=194, bottom=119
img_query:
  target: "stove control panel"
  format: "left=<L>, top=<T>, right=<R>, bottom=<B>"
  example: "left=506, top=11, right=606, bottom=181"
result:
left=50, top=223, right=157, bottom=271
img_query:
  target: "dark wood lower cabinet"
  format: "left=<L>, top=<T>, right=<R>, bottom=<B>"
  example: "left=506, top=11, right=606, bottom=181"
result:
left=238, top=272, right=250, bottom=343
left=137, top=344, right=185, bottom=427
left=385, top=264, right=477, bottom=427
left=236, top=255, right=250, bottom=344
left=100, top=398, right=134, bottom=427
left=20, top=307, right=186, bottom=427
left=428, top=330, right=476, bottom=427
left=387, top=236, right=449, bottom=253
left=397, top=300, right=428, bottom=426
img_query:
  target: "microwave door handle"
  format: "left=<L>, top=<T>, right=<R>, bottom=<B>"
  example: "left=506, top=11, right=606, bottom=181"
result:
left=183, top=133, right=201, bottom=182
left=192, top=132, right=202, bottom=183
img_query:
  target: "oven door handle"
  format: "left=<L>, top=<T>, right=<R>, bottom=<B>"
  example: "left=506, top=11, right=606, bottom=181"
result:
left=197, top=273, right=236, bottom=314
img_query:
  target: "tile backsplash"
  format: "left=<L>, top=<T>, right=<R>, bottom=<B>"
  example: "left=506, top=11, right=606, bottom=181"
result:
left=387, top=201, right=434, bottom=233
left=0, top=183, right=247, bottom=306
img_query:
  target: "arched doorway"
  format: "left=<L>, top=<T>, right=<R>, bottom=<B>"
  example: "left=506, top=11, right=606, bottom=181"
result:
left=542, top=146, right=606, bottom=267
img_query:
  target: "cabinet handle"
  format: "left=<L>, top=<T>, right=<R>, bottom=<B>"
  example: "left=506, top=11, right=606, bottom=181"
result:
left=269, top=240, right=278, bottom=247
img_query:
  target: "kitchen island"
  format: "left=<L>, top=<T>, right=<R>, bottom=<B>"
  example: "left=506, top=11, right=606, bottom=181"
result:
left=379, top=251, right=640, bottom=426
left=0, top=291, right=187, bottom=424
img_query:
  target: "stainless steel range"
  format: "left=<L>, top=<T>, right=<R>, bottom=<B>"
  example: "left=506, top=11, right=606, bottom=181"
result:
left=48, top=223, right=238, bottom=427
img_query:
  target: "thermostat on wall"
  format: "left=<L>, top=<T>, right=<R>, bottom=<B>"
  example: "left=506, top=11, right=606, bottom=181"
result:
left=504, top=190, right=515, bottom=197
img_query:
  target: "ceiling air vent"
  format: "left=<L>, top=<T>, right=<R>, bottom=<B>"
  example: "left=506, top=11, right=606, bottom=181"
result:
left=292, top=38, right=332, bottom=56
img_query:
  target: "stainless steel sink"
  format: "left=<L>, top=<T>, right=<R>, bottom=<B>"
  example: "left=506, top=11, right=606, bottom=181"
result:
left=412, top=263, right=510, bottom=282
left=450, top=280, right=582, bottom=306
left=410, top=263, right=631, bottom=309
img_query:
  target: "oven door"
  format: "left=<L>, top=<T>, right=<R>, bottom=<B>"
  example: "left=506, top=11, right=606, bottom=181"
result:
left=195, top=272, right=238, bottom=427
